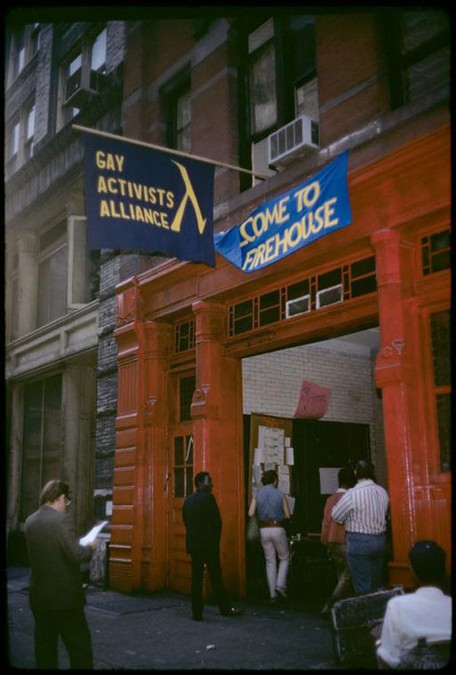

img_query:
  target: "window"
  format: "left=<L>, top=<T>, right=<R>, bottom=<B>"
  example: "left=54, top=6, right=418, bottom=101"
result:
left=37, top=234, right=68, bottom=327
left=9, top=121, right=20, bottom=158
left=58, top=28, right=107, bottom=128
left=24, top=104, right=35, bottom=160
left=173, top=435, right=194, bottom=498
left=6, top=100, right=35, bottom=171
left=163, top=70, right=192, bottom=151
left=8, top=23, right=40, bottom=84
left=249, top=21, right=277, bottom=136
left=421, top=229, right=450, bottom=276
left=35, top=216, right=98, bottom=328
left=179, top=375, right=196, bottom=421
left=429, top=310, right=450, bottom=472
left=19, top=374, right=63, bottom=521
left=238, top=15, right=317, bottom=186
left=228, top=256, right=376, bottom=337
left=174, top=319, right=195, bottom=354
left=385, top=9, right=450, bottom=109
left=176, top=89, right=192, bottom=152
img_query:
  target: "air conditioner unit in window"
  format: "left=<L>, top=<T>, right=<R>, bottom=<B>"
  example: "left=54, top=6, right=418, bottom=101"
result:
left=64, top=68, right=105, bottom=107
left=285, top=295, right=310, bottom=318
left=316, top=284, right=343, bottom=309
left=268, top=115, right=319, bottom=168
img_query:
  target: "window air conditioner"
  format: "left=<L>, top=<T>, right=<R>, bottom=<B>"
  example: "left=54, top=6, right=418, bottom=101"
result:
left=268, top=115, right=319, bottom=168
left=285, top=295, right=310, bottom=318
left=316, top=284, right=343, bottom=309
left=64, top=69, right=105, bottom=107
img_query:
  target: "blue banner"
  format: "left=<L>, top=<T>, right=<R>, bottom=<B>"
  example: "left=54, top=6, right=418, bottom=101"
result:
left=83, top=132, right=215, bottom=266
left=214, top=152, right=352, bottom=272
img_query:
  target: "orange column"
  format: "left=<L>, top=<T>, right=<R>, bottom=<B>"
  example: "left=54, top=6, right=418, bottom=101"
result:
left=372, top=229, right=420, bottom=588
left=141, top=320, right=172, bottom=591
left=190, top=300, right=245, bottom=598
left=110, top=278, right=142, bottom=593
left=110, top=279, right=171, bottom=593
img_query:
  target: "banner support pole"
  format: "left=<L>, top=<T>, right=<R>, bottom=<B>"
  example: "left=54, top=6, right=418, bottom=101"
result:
left=73, top=124, right=273, bottom=181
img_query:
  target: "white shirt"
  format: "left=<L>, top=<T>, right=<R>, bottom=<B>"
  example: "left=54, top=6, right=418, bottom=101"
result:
left=377, top=586, right=452, bottom=668
left=331, top=478, right=389, bottom=534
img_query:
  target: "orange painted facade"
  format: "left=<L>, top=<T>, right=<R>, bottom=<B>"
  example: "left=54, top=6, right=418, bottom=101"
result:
left=109, top=125, right=451, bottom=597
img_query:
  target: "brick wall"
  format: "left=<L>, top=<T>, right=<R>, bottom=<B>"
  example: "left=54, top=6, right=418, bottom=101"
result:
left=242, top=342, right=387, bottom=486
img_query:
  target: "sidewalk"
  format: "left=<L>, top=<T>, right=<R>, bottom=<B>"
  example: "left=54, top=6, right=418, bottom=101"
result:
left=6, top=567, right=339, bottom=670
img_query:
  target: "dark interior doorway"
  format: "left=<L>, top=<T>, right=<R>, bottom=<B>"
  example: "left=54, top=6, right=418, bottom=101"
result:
left=244, top=415, right=371, bottom=606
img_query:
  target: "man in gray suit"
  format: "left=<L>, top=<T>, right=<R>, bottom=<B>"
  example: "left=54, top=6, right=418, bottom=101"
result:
left=24, top=479, right=96, bottom=669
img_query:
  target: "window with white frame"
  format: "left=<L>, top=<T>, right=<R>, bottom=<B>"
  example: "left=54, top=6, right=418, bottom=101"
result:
left=35, top=217, right=99, bottom=328
left=58, top=27, right=107, bottom=128
left=36, top=222, right=68, bottom=328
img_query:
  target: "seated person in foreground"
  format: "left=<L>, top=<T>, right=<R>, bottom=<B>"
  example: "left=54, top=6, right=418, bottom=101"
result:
left=376, top=540, right=451, bottom=669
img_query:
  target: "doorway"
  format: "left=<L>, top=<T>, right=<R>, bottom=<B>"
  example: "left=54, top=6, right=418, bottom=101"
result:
left=242, top=327, right=383, bottom=605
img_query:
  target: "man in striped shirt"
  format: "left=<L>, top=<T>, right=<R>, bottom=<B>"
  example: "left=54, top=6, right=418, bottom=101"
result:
left=331, top=460, right=389, bottom=594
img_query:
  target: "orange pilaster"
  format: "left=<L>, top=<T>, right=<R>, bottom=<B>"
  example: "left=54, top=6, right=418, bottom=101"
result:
left=373, top=229, right=428, bottom=587
left=190, top=300, right=245, bottom=598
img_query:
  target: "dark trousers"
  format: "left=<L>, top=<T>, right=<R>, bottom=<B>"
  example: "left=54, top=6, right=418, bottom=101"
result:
left=32, top=606, right=93, bottom=669
left=190, top=547, right=229, bottom=616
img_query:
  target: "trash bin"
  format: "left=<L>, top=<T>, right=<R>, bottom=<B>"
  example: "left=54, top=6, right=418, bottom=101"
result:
left=330, top=586, right=404, bottom=669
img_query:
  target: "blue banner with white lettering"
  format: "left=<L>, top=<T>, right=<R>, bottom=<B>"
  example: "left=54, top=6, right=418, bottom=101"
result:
left=214, top=152, right=351, bottom=272
left=83, top=132, right=215, bottom=266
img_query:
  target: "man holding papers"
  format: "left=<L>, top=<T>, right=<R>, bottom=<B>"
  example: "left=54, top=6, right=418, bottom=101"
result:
left=24, top=479, right=97, bottom=669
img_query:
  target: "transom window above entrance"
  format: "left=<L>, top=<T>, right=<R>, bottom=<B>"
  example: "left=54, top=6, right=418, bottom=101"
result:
left=174, top=319, right=195, bottom=354
left=173, top=434, right=193, bottom=498
left=421, top=228, right=450, bottom=276
left=228, top=255, right=376, bottom=337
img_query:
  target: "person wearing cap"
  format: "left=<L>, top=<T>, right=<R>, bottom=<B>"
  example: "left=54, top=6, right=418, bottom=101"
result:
left=376, top=539, right=451, bottom=669
left=24, top=479, right=96, bottom=669
left=248, top=469, right=291, bottom=603
left=331, top=459, right=389, bottom=594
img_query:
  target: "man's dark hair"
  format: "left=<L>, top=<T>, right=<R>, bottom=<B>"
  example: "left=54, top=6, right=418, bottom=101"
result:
left=194, top=471, right=210, bottom=488
left=39, top=479, right=70, bottom=505
left=338, top=466, right=356, bottom=488
left=409, top=540, right=446, bottom=584
left=262, top=470, right=278, bottom=486
left=354, top=459, right=375, bottom=481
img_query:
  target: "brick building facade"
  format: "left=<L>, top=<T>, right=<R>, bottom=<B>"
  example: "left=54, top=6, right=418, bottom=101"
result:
left=5, top=9, right=450, bottom=602
left=107, top=11, right=451, bottom=598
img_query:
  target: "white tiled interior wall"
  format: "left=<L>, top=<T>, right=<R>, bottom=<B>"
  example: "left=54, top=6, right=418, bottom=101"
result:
left=242, top=342, right=387, bottom=487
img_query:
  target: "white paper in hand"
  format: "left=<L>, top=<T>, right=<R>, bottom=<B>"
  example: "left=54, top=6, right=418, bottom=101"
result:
left=79, top=520, right=108, bottom=546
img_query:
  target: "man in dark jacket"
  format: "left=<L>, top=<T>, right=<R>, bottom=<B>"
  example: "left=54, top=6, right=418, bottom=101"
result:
left=24, top=479, right=96, bottom=669
left=183, top=471, right=242, bottom=621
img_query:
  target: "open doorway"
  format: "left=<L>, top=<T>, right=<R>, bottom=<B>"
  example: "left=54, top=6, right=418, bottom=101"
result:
left=242, top=327, right=384, bottom=606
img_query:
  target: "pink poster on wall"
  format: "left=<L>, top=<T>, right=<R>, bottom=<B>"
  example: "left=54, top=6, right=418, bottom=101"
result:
left=294, top=380, right=332, bottom=419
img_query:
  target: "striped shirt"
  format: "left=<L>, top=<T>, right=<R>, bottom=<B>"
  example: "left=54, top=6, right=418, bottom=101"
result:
left=331, top=479, right=389, bottom=534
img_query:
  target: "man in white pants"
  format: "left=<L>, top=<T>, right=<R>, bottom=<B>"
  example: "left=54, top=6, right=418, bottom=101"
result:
left=248, top=470, right=291, bottom=602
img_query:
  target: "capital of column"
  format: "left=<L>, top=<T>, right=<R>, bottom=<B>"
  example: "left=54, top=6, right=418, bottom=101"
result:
left=116, top=277, right=142, bottom=329
left=192, top=300, right=226, bottom=343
